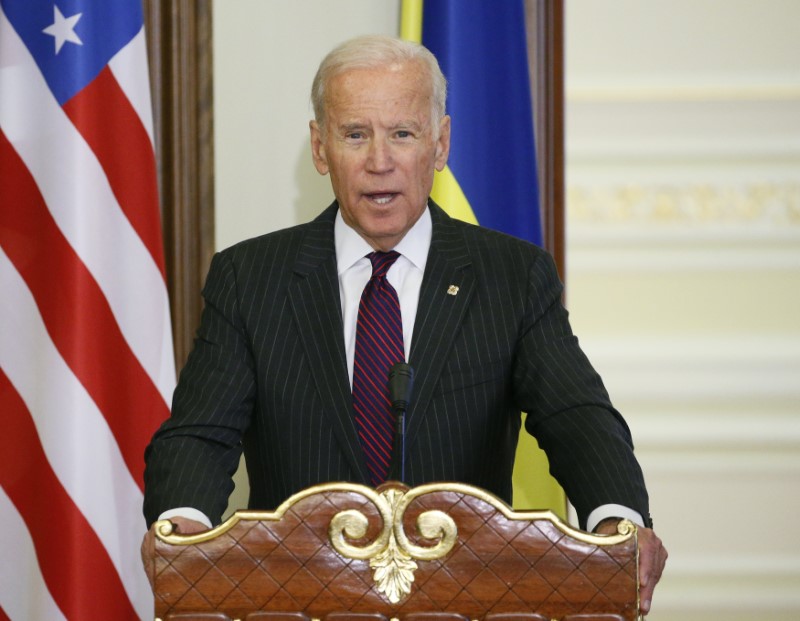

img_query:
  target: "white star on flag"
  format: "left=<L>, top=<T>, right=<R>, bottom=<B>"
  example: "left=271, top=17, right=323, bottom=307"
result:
left=42, top=5, right=83, bottom=54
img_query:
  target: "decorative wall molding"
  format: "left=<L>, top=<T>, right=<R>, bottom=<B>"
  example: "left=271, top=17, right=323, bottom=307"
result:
left=568, top=231, right=800, bottom=272
left=566, top=182, right=800, bottom=271
left=568, top=180, right=800, bottom=225
left=567, top=79, right=800, bottom=162
left=568, top=183, right=800, bottom=227
left=641, top=452, right=800, bottom=476
left=592, top=338, right=800, bottom=617
left=582, top=337, right=800, bottom=476
left=583, top=337, right=800, bottom=402
left=632, top=415, right=800, bottom=455
left=657, top=560, right=800, bottom=614
left=567, top=77, right=800, bottom=103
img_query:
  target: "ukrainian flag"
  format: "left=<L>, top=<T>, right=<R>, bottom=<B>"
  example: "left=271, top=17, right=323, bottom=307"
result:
left=401, top=0, right=565, bottom=518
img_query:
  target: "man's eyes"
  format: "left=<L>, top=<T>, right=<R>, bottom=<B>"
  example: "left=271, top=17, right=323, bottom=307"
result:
left=342, top=129, right=416, bottom=141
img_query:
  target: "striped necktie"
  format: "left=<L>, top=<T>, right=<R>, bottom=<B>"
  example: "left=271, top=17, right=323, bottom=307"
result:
left=352, top=251, right=403, bottom=486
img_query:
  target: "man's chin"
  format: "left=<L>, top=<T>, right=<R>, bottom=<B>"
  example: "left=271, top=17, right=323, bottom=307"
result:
left=356, top=225, right=408, bottom=251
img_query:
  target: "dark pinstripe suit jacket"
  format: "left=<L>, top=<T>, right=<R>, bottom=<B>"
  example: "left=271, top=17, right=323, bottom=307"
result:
left=144, top=202, right=651, bottom=529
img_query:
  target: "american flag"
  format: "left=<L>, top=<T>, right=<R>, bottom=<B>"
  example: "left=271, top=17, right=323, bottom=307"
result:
left=0, top=1, right=174, bottom=618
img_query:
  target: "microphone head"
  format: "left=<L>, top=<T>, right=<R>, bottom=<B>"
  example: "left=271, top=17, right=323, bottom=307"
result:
left=388, top=362, right=415, bottom=411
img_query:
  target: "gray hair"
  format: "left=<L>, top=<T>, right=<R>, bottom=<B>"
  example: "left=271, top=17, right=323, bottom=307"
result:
left=311, top=35, right=447, bottom=132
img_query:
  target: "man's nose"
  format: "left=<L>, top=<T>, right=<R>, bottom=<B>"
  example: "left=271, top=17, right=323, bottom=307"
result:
left=366, top=139, right=394, bottom=173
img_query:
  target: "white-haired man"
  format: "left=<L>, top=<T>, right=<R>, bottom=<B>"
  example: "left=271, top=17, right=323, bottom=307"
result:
left=143, top=35, right=666, bottom=613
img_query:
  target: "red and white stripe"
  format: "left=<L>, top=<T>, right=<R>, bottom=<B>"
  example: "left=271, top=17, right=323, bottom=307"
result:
left=0, top=7, right=174, bottom=621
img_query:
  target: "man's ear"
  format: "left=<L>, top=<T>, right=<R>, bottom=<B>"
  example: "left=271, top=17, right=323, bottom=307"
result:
left=309, top=120, right=329, bottom=175
left=434, top=115, right=451, bottom=172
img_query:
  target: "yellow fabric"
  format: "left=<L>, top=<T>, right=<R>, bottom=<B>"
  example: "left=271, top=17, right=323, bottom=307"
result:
left=400, top=0, right=423, bottom=43
left=513, top=416, right=566, bottom=519
left=430, top=168, right=478, bottom=225
left=399, top=0, right=566, bottom=521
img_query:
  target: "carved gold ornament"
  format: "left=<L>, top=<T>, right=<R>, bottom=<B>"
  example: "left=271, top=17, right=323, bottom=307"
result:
left=329, top=486, right=457, bottom=603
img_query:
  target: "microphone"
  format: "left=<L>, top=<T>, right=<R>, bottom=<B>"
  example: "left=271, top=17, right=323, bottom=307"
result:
left=388, top=362, right=414, bottom=483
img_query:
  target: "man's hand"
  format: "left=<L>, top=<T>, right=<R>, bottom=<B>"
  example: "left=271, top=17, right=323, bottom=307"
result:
left=140, top=517, right=209, bottom=591
left=595, top=519, right=668, bottom=615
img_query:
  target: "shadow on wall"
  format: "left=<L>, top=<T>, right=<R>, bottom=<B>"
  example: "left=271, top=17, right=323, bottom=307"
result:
left=294, top=139, right=336, bottom=223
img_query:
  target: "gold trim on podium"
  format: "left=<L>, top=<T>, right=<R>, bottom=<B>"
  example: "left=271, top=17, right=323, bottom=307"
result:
left=153, top=481, right=640, bottom=620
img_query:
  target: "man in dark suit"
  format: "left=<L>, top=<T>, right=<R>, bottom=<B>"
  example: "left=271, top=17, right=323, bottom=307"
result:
left=142, top=35, right=666, bottom=612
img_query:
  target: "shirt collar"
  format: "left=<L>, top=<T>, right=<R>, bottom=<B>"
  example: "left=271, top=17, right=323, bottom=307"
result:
left=334, top=204, right=432, bottom=275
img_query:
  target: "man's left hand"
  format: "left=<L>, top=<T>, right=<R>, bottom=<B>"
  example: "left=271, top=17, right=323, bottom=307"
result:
left=595, top=519, right=668, bottom=615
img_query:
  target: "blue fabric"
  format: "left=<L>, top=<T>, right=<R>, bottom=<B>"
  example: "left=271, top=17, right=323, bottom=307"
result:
left=422, top=0, right=542, bottom=245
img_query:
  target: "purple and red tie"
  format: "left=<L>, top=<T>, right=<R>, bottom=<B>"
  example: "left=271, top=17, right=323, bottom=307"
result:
left=352, top=251, right=404, bottom=486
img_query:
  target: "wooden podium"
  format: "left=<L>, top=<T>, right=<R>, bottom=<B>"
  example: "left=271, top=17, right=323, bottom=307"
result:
left=146, top=482, right=640, bottom=621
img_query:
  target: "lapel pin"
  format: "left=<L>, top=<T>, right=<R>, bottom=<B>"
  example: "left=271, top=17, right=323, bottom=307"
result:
left=447, top=285, right=459, bottom=296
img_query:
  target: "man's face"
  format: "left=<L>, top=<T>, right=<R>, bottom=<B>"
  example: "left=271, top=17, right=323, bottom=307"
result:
left=310, top=61, right=450, bottom=251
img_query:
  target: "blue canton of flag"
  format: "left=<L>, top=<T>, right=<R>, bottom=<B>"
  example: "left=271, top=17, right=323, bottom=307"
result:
left=2, top=0, right=143, bottom=104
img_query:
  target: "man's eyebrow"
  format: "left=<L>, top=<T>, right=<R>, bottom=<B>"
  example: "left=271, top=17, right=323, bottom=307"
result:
left=338, top=122, right=369, bottom=132
left=336, top=120, right=425, bottom=133
left=391, top=120, right=423, bottom=130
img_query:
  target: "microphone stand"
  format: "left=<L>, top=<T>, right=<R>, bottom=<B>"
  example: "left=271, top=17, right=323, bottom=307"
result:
left=388, top=362, right=414, bottom=483
left=393, top=407, right=406, bottom=483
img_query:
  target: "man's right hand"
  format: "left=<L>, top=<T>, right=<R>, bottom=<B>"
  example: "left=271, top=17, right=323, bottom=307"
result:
left=140, top=517, right=209, bottom=590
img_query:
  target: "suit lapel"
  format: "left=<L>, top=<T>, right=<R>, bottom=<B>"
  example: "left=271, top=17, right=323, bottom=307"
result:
left=287, top=204, right=370, bottom=483
left=407, top=204, right=475, bottom=449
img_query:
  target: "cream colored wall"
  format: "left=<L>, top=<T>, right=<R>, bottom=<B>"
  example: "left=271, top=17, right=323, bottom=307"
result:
left=214, top=0, right=400, bottom=251
left=214, top=2, right=800, bottom=618
left=566, top=1, right=800, bottom=619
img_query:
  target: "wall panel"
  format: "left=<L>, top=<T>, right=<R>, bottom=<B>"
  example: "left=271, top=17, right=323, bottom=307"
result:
left=566, top=1, right=800, bottom=618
